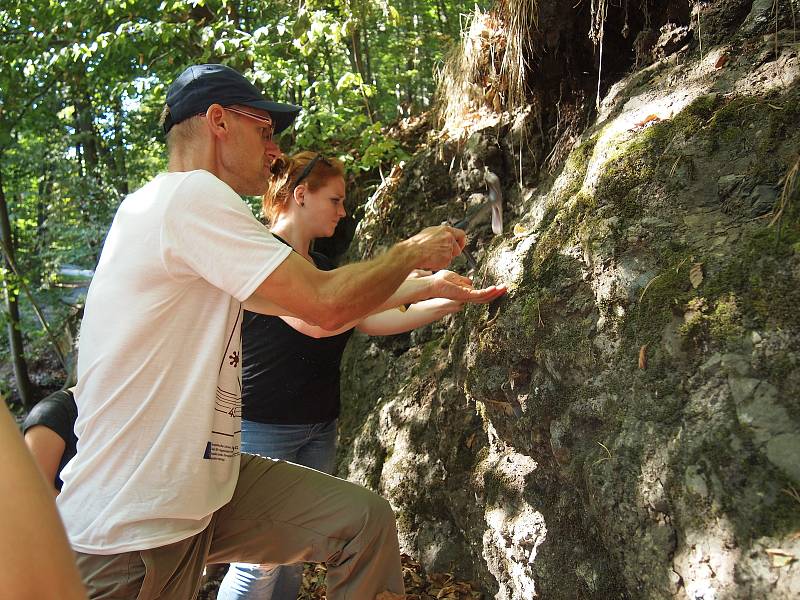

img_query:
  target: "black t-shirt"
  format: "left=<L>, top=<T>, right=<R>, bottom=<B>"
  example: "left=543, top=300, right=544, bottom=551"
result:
left=242, top=240, right=354, bottom=424
left=22, top=389, right=78, bottom=490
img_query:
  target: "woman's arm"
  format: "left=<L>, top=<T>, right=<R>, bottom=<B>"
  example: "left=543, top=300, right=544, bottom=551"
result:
left=263, top=270, right=503, bottom=339
left=356, top=298, right=464, bottom=336
left=24, top=425, right=67, bottom=495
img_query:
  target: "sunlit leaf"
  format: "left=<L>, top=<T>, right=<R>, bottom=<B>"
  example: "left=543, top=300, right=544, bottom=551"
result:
left=690, top=262, right=703, bottom=288
left=293, top=12, right=311, bottom=37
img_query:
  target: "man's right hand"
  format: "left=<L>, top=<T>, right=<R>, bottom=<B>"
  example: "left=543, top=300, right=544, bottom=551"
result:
left=401, top=225, right=466, bottom=271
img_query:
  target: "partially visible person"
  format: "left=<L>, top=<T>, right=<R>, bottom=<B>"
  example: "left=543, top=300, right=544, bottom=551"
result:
left=0, top=398, right=87, bottom=600
left=218, top=152, right=504, bottom=600
left=56, top=63, right=503, bottom=600
left=23, top=387, right=77, bottom=492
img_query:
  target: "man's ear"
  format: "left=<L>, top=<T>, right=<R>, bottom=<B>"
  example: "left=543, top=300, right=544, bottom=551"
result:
left=205, top=104, right=229, bottom=138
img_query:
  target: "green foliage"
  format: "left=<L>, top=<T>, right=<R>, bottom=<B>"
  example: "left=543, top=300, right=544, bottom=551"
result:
left=293, top=109, right=410, bottom=172
left=0, top=0, right=486, bottom=376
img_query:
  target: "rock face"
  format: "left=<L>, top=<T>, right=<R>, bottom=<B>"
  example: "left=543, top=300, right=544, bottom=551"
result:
left=338, top=4, right=800, bottom=599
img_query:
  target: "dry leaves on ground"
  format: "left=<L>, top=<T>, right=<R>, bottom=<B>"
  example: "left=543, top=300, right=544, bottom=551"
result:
left=198, top=554, right=484, bottom=599
left=298, top=554, right=484, bottom=600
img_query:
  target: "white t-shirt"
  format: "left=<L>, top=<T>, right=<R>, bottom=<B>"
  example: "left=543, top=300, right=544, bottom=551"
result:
left=57, top=170, right=292, bottom=554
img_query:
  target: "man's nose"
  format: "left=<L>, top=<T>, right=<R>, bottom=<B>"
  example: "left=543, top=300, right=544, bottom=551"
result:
left=264, top=140, right=281, bottom=160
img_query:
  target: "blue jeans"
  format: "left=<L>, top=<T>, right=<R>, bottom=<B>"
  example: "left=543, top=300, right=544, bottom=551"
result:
left=217, top=419, right=338, bottom=600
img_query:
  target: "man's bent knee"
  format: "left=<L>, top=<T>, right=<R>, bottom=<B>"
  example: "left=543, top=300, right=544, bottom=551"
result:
left=360, top=490, right=398, bottom=534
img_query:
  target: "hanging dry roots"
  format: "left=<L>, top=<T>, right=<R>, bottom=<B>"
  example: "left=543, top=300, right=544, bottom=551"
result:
left=770, top=155, right=799, bottom=227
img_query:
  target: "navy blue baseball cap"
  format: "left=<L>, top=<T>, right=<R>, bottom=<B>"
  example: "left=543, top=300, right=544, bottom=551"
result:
left=163, top=64, right=301, bottom=135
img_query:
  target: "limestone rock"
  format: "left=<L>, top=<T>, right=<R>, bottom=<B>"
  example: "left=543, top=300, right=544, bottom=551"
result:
left=339, top=7, right=800, bottom=599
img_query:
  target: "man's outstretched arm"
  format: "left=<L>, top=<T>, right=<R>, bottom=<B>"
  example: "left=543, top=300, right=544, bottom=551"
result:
left=250, top=225, right=466, bottom=330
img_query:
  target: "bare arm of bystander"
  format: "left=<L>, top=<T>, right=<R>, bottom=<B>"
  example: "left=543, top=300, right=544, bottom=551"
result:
left=24, top=425, right=67, bottom=495
left=0, top=400, right=87, bottom=600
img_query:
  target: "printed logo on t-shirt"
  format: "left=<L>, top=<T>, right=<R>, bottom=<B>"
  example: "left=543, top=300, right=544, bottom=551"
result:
left=203, top=440, right=240, bottom=461
left=215, top=387, right=242, bottom=418
left=204, top=304, right=243, bottom=461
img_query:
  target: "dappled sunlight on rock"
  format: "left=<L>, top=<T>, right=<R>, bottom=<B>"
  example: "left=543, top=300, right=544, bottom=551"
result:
left=673, top=517, right=741, bottom=600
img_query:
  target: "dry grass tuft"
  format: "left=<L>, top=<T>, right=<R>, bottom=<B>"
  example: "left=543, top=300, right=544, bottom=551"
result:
left=435, top=10, right=506, bottom=131
left=497, top=0, right=539, bottom=108
left=770, top=154, right=799, bottom=230
left=435, top=2, right=539, bottom=137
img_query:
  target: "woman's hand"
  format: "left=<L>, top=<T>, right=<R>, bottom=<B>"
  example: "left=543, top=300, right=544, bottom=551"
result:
left=427, top=270, right=506, bottom=303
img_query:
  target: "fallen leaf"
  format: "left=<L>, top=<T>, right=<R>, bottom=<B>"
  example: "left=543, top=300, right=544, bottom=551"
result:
left=765, top=548, right=797, bottom=568
left=376, top=593, right=406, bottom=600
left=638, top=344, right=648, bottom=370
left=465, top=432, right=476, bottom=449
left=634, top=114, right=661, bottom=128
left=715, top=54, right=729, bottom=69
left=294, top=553, right=484, bottom=600
left=690, top=263, right=704, bottom=288
left=513, top=223, right=529, bottom=237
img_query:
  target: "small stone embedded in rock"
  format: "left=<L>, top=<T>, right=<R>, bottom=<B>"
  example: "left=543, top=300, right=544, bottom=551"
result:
left=765, top=433, right=800, bottom=485
left=685, top=465, right=710, bottom=498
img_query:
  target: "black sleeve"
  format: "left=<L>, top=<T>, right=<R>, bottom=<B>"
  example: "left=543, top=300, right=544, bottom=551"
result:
left=309, top=250, right=336, bottom=271
left=22, top=390, right=77, bottom=445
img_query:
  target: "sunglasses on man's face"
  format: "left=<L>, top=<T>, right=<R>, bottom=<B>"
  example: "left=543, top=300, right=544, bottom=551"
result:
left=224, top=106, right=275, bottom=142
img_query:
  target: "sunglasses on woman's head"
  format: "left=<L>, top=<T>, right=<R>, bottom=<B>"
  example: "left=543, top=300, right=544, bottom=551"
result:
left=292, top=154, right=332, bottom=189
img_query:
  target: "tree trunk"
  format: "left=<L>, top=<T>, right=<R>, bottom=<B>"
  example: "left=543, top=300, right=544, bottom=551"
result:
left=436, top=0, right=448, bottom=35
left=348, top=25, right=375, bottom=123
left=362, top=26, right=382, bottom=115
left=0, top=154, right=33, bottom=409
left=35, top=161, right=51, bottom=253
left=73, top=106, right=85, bottom=179
left=404, top=7, right=419, bottom=111
left=112, top=97, right=129, bottom=197
left=363, top=27, right=373, bottom=85
left=306, top=62, right=317, bottom=103
left=321, top=38, right=338, bottom=109
left=405, top=55, right=415, bottom=109
left=75, top=94, right=99, bottom=175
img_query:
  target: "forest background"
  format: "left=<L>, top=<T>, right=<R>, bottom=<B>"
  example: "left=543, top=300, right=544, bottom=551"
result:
left=0, top=0, right=477, bottom=408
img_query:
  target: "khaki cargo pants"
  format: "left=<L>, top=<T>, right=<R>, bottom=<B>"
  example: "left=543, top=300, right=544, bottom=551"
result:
left=75, top=454, right=404, bottom=600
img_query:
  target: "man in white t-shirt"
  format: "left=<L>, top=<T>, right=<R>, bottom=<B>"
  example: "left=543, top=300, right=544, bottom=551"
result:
left=57, top=64, right=505, bottom=600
